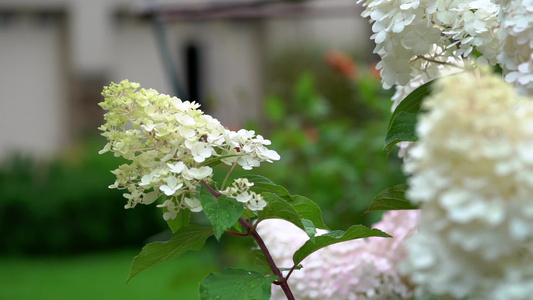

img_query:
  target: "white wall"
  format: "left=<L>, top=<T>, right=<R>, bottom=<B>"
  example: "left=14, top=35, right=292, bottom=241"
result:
left=200, top=20, right=263, bottom=128
left=0, top=14, right=68, bottom=158
left=110, top=18, right=173, bottom=95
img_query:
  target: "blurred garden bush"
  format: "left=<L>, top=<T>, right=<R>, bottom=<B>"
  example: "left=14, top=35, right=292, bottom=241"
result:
left=232, top=50, right=405, bottom=229
left=0, top=139, right=165, bottom=255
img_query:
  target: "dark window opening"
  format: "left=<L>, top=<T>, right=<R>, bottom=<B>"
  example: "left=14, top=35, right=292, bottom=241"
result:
left=184, top=43, right=202, bottom=107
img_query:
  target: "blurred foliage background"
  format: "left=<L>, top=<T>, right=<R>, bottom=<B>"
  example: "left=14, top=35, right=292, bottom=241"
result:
left=220, top=49, right=404, bottom=229
left=0, top=139, right=164, bottom=255
left=0, top=49, right=404, bottom=299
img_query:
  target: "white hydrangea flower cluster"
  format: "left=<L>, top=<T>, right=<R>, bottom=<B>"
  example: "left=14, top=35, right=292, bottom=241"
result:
left=98, top=80, right=280, bottom=219
left=359, top=0, right=500, bottom=89
left=498, top=0, right=533, bottom=96
left=257, top=210, right=420, bottom=300
left=401, top=71, right=533, bottom=299
left=220, top=178, right=267, bottom=211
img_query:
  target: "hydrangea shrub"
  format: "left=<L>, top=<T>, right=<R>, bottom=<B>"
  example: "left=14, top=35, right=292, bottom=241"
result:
left=98, top=80, right=389, bottom=300
left=97, top=0, right=533, bottom=298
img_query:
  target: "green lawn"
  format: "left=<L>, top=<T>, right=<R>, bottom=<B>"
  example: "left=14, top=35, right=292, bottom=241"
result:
left=0, top=248, right=218, bottom=300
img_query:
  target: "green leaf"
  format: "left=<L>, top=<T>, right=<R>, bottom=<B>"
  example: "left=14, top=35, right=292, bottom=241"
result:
left=200, top=268, right=277, bottom=300
left=384, top=111, right=418, bottom=152
left=384, top=80, right=435, bottom=152
left=200, top=186, right=244, bottom=240
left=250, top=249, right=273, bottom=275
left=242, top=174, right=290, bottom=196
left=367, top=184, right=419, bottom=211
left=295, top=73, right=315, bottom=110
left=279, top=264, right=302, bottom=271
left=201, top=154, right=241, bottom=168
left=264, top=95, right=287, bottom=122
left=127, top=225, right=213, bottom=282
left=258, top=193, right=305, bottom=232
left=258, top=193, right=320, bottom=240
left=242, top=177, right=330, bottom=232
left=166, top=209, right=190, bottom=233
left=241, top=208, right=257, bottom=220
left=301, top=219, right=317, bottom=242
left=292, top=225, right=391, bottom=266
left=388, top=80, right=433, bottom=129
left=287, top=195, right=329, bottom=230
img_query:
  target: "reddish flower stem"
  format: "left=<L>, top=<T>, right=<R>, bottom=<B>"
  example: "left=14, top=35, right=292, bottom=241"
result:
left=238, top=217, right=295, bottom=300
left=283, top=263, right=300, bottom=283
left=201, top=181, right=295, bottom=300
left=225, top=230, right=249, bottom=237
left=202, top=181, right=222, bottom=197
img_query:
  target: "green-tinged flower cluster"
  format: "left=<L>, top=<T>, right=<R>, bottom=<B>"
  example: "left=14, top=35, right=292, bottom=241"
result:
left=99, top=80, right=280, bottom=220
left=221, top=178, right=267, bottom=211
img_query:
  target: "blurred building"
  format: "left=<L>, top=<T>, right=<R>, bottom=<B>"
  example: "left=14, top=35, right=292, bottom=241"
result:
left=0, top=0, right=370, bottom=159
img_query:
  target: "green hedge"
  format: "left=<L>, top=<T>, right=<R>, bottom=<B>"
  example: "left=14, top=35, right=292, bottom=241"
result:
left=0, top=139, right=165, bottom=255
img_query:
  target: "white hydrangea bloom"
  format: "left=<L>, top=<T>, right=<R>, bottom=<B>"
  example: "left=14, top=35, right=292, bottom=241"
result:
left=221, top=178, right=267, bottom=211
left=184, top=197, right=203, bottom=212
left=359, top=0, right=500, bottom=89
left=257, top=210, right=419, bottom=300
left=99, top=80, right=280, bottom=219
left=247, top=193, right=268, bottom=211
left=156, top=199, right=180, bottom=221
left=159, top=176, right=183, bottom=196
left=497, top=0, right=533, bottom=96
left=401, top=70, right=533, bottom=299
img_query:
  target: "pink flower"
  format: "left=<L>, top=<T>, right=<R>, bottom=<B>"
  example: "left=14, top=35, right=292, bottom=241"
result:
left=257, top=210, right=419, bottom=299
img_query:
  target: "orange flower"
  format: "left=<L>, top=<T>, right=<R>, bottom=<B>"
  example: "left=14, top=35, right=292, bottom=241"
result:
left=368, top=62, right=381, bottom=80
left=326, top=50, right=358, bottom=79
